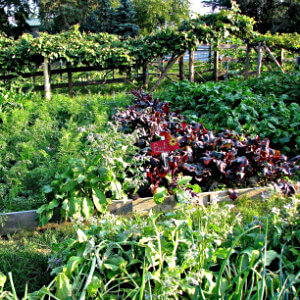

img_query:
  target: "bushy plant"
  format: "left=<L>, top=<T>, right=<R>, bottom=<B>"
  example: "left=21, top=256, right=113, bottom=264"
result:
left=114, top=90, right=300, bottom=195
left=161, top=73, right=300, bottom=156
left=4, top=194, right=298, bottom=299
left=0, top=88, right=131, bottom=212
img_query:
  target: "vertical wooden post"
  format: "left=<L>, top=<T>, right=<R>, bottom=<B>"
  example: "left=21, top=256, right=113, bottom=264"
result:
left=225, top=61, right=230, bottom=80
left=68, top=69, right=73, bottom=96
left=179, top=56, right=184, bottom=80
left=256, top=44, right=263, bottom=78
left=280, top=49, right=285, bottom=66
left=208, top=44, right=212, bottom=68
left=188, top=51, right=195, bottom=82
left=245, top=43, right=250, bottom=80
left=43, top=57, right=51, bottom=100
left=142, top=63, right=149, bottom=89
left=213, top=47, right=219, bottom=82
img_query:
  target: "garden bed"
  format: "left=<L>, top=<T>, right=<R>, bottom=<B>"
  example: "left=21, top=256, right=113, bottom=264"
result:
left=0, top=187, right=270, bottom=235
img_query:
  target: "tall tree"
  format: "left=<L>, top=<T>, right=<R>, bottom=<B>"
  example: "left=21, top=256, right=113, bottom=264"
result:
left=133, top=0, right=191, bottom=34
left=202, top=0, right=300, bottom=33
left=39, top=0, right=98, bottom=33
left=112, top=0, right=139, bottom=37
left=96, top=0, right=114, bottom=33
left=0, top=0, right=32, bottom=38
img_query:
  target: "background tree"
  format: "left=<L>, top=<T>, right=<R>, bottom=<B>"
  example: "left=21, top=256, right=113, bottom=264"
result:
left=96, top=0, right=114, bottom=33
left=0, top=0, right=32, bottom=38
left=202, top=0, right=300, bottom=33
left=112, top=0, right=139, bottom=37
left=133, top=0, right=191, bottom=34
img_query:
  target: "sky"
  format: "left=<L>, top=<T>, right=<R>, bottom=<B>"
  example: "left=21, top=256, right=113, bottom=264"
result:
left=190, top=0, right=213, bottom=16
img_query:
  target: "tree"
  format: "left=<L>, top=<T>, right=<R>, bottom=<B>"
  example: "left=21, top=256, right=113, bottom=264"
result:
left=112, top=0, right=139, bottom=37
left=133, top=0, right=191, bottom=34
left=0, top=0, right=32, bottom=38
left=96, top=0, right=114, bottom=33
left=39, top=0, right=98, bottom=33
left=202, top=0, right=300, bottom=33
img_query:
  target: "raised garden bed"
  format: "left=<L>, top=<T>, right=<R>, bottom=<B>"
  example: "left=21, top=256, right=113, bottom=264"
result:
left=0, top=187, right=270, bottom=235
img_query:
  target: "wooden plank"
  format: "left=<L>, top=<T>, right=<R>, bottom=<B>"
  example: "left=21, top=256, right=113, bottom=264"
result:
left=0, top=210, right=38, bottom=235
left=109, top=200, right=133, bottom=215
left=133, top=196, right=177, bottom=214
left=0, top=66, right=119, bottom=81
left=0, top=186, right=279, bottom=235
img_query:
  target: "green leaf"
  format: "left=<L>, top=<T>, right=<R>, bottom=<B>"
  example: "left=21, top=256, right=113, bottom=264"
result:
left=36, top=204, right=48, bottom=214
left=92, top=188, right=106, bottom=212
left=77, top=229, right=88, bottom=243
left=81, top=197, right=94, bottom=219
left=154, top=187, right=168, bottom=204
left=55, top=273, right=72, bottom=300
left=69, top=197, right=81, bottom=218
left=178, top=176, right=192, bottom=186
left=77, top=174, right=85, bottom=183
left=48, top=199, right=60, bottom=210
left=265, top=250, right=279, bottom=266
left=87, top=276, right=101, bottom=297
left=0, top=272, right=6, bottom=289
left=42, top=185, right=53, bottom=193
left=66, top=256, right=84, bottom=277
left=39, top=209, right=53, bottom=226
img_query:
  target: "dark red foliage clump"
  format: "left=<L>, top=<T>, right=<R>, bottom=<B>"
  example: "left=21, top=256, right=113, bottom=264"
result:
left=114, top=90, right=300, bottom=195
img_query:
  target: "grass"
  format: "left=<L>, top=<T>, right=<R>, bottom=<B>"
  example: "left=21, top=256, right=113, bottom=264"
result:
left=0, top=223, right=75, bottom=296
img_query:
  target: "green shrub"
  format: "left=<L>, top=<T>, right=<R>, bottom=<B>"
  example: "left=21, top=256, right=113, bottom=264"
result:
left=161, top=73, right=300, bottom=157
left=0, top=88, right=131, bottom=212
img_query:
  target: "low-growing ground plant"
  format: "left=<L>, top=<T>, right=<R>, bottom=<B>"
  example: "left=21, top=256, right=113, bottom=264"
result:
left=1, top=192, right=298, bottom=299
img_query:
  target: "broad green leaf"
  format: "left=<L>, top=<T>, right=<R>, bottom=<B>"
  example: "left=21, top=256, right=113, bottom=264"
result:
left=69, top=197, right=81, bottom=217
left=154, top=187, right=168, bottom=204
left=81, top=197, right=94, bottom=219
left=178, top=176, right=192, bottom=186
left=265, top=250, right=279, bottom=266
left=39, top=209, right=53, bottom=226
left=55, top=273, right=72, bottom=300
left=42, top=185, right=53, bottom=193
left=66, top=256, right=84, bottom=277
left=92, top=188, right=106, bottom=212
left=87, top=276, right=101, bottom=296
left=48, top=199, right=60, bottom=210
left=77, top=229, right=88, bottom=243
left=36, top=204, right=48, bottom=214
left=0, top=272, right=6, bottom=288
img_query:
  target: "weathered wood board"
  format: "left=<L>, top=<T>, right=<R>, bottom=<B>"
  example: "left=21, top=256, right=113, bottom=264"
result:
left=0, top=186, right=273, bottom=235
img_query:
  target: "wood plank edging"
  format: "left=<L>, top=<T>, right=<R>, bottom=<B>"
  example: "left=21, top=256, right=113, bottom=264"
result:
left=0, top=187, right=272, bottom=235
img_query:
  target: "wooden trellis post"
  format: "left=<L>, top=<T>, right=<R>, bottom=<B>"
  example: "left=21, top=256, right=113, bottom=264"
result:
left=189, top=51, right=195, bottom=82
left=142, top=63, right=149, bottom=89
left=280, top=49, right=285, bottom=66
left=264, top=46, right=284, bottom=73
left=256, top=44, right=263, bottom=78
left=43, top=57, right=51, bottom=100
left=179, top=56, right=184, bottom=80
left=68, top=69, right=73, bottom=96
left=213, top=47, right=219, bottom=82
left=245, top=43, right=251, bottom=80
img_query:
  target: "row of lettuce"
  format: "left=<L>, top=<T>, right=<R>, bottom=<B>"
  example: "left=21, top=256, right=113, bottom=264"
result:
left=1, top=10, right=300, bottom=76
